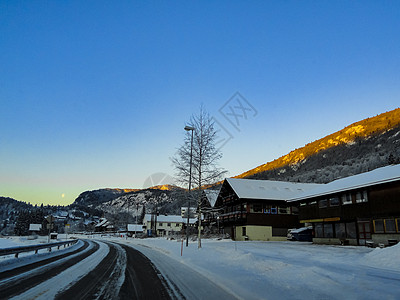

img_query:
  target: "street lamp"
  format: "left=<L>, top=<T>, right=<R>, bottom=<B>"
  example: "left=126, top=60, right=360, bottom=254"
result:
left=184, top=125, right=194, bottom=247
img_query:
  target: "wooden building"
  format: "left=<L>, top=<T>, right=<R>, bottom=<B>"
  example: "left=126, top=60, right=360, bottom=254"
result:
left=215, top=178, right=320, bottom=241
left=289, top=164, right=400, bottom=246
left=201, top=189, right=221, bottom=229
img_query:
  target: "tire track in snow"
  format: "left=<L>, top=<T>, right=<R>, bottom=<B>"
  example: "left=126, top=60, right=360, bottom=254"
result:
left=117, top=242, right=171, bottom=300
left=9, top=240, right=109, bottom=300
left=55, top=241, right=126, bottom=300
left=0, top=240, right=99, bottom=298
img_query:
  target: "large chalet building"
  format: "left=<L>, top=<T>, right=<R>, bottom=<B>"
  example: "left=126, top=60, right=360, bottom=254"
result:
left=214, top=178, right=320, bottom=241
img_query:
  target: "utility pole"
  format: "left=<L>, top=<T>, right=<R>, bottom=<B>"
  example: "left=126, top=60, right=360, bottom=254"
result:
left=185, top=125, right=194, bottom=247
left=198, top=191, right=202, bottom=248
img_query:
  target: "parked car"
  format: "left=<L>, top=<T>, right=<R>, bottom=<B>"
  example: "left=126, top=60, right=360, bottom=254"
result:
left=288, top=226, right=313, bottom=242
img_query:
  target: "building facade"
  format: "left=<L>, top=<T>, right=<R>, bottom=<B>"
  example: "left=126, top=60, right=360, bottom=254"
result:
left=290, top=164, right=400, bottom=246
left=215, top=178, right=320, bottom=241
left=143, top=214, right=197, bottom=237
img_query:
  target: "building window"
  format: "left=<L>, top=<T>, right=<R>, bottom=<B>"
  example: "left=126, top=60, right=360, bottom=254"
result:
left=346, top=222, right=357, bottom=239
left=309, top=201, right=317, bottom=205
left=271, top=206, right=278, bottom=214
left=335, top=223, right=346, bottom=239
left=385, top=219, right=396, bottom=233
left=329, top=197, right=340, bottom=207
left=341, top=194, right=352, bottom=205
left=356, top=191, right=368, bottom=203
left=374, top=220, right=384, bottom=233
left=323, top=224, right=334, bottom=238
left=167, top=223, right=171, bottom=227
left=242, top=227, right=246, bottom=236
left=176, top=223, right=180, bottom=227
left=300, top=202, right=307, bottom=207
left=319, top=199, right=328, bottom=208
left=278, top=207, right=288, bottom=214
left=159, top=223, right=163, bottom=227
left=253, top=204, right=262, bottom=213
left=291, top=206, right=299, bottom=215
left=315, top=223, right=323, bottom=238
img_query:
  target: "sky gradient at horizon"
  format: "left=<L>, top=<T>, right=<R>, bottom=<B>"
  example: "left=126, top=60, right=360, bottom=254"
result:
left=1, top=1, right=400, bottom=205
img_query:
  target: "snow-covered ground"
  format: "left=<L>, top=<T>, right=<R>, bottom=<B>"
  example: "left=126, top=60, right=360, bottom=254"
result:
left=100, top=236, right=400, bottom=300
left=1, top=235, right=400, bottom=299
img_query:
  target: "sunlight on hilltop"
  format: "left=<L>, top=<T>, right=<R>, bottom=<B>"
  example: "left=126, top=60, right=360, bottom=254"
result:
left=235, top=108, right=400, bottom=179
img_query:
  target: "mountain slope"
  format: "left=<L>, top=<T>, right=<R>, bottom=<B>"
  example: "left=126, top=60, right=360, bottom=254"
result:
left=236, top=108, right=400, bottom=180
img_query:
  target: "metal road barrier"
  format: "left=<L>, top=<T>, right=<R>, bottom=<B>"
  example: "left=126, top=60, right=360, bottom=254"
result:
left=0, top=239, right=79, bottom=258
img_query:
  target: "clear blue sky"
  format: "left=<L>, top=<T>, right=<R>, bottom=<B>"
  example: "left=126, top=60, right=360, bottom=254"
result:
left=1, top=1, right=399, bottom=205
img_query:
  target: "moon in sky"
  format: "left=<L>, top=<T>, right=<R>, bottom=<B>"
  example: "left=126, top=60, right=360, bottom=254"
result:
left=61, top=193, right=65, bottom=198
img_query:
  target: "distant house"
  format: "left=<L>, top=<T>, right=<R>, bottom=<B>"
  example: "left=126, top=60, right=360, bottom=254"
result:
left=95, top=218, right=114, bottom=232
left=215, top=178, right=321, bottom=241
left=289, top=164, right=400, bottom=246
left=29, top=224, right=42, bottom=233
left=127, top=224, right=144, bottom=236
left=181, top=207, right=197, bottom=218
left=143, top=214, right=196, bottom=237
left=54, top=211, right=68, bottom=220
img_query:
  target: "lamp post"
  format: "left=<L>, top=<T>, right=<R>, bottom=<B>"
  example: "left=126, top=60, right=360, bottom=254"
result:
left=184, top=125, right=194, bottom=247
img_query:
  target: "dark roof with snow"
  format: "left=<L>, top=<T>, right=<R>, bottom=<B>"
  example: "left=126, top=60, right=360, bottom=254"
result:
left=225, top=178, right=321, bottom=201
left=289, top=164, right=400, bottom=202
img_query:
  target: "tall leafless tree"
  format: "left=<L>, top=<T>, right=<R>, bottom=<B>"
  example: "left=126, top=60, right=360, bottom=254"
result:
left=172, top=106, right=227, bottom=248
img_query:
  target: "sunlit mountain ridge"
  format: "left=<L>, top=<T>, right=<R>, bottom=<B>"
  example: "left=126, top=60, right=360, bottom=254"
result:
left=235, top=108, right=400, bottom=179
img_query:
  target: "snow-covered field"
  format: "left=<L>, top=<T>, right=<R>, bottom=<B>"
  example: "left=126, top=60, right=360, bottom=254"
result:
left=1, top=235, right=400, bottom=299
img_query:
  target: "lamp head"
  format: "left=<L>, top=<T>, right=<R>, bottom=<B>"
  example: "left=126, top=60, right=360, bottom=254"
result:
left=184, top=125, right=195, bottom=131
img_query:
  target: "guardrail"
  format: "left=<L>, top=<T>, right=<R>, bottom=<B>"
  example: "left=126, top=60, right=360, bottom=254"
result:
left=0, top=239, right=79, bottom=258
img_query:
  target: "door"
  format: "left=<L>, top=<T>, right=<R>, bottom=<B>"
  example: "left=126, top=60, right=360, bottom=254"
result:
left=357, top=221, right=372, bottom=246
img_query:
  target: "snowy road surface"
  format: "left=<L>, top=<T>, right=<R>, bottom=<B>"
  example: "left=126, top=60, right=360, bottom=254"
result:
left=2, top=236, right=400, bottom=299
left=0, top=239, right=170, bottom=299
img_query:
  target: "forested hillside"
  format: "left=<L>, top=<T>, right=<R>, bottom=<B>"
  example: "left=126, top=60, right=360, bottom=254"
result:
left=239, top=108, right=400, bottom=183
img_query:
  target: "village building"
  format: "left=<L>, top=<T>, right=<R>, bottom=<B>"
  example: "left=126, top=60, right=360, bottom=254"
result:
left=289, top=164, right=400, bottom=246
left=127, top=224, right=144, bottom=236
left=143, top=214, right=197, bottom=237
left=94, top=218, right=114, bottom=232
left=201, top=189, right=222, bottom=230
left=215, top=178, right=321, bottom=241
left=29, top=224, right=42, bottom=235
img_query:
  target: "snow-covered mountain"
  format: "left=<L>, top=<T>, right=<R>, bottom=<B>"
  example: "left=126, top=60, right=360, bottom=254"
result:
left=70, top=186, right=187, bottom=218
left=237, top=108, right=400, bottom=183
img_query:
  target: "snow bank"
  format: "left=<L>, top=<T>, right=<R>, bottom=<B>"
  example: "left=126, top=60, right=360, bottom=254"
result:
left=363, top=243, right=400, bottom=271
left=0, top=236, right=48, bottom=248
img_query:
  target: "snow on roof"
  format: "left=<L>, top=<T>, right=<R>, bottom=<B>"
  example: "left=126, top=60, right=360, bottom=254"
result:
left=289, top=164, right=400, bottom=202
left=95, top=218, right=109, bottom=227
left=144, top=214, right=197, bottom=224
left=225, top=178, right=321, bottom=201
left=204, top=189, right=220, bottom=207
left=29, top=224, right=42, bottom=231
left=127, top=224, right=144, bottom=232
left=54, top=211, right=68, bottom=217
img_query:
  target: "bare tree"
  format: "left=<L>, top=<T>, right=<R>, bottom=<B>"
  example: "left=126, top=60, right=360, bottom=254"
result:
left=172, top=106, right=227, bottom=248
